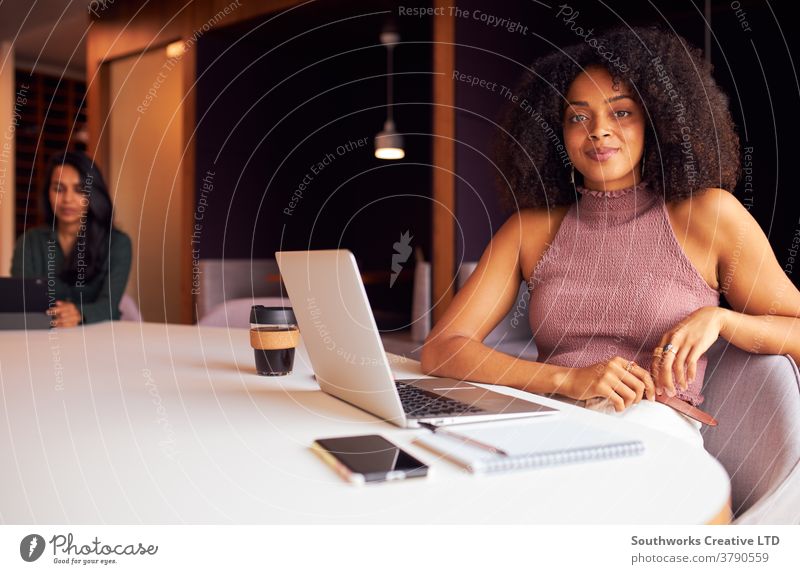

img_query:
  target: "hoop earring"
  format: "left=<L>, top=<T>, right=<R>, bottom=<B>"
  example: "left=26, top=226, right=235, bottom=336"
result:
left=569, top=167, right=575, bottom=184
left=640, top=150, right=646, bottom=178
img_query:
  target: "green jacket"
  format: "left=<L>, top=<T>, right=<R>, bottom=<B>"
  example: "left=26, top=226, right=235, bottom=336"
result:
left=11, top=226, right=132, bottom=324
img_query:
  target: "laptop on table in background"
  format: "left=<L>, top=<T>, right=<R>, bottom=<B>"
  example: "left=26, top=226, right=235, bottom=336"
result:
left=275, top=249, right=557, bottom=428
left=0, top=277, right=50, bottom=330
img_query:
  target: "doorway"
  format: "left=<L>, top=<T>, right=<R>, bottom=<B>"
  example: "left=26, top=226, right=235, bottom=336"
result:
left=107, top=47, right=186, bottom=323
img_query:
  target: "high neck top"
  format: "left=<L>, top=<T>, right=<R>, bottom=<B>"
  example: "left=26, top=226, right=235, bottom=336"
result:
left=527, top=182, right=720, bottom=407
left=574, top=181, right=659, bottom=219
left=576, top=181, right=642, bottom=198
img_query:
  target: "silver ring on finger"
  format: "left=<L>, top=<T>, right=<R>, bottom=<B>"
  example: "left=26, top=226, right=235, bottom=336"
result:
left=662, top=343, right=678, bottom=356
left=625, top=360, right=635, bottom=372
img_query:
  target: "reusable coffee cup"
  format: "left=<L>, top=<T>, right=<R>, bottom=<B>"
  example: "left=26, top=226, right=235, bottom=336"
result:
left=249, top=305, right=299, bottom=376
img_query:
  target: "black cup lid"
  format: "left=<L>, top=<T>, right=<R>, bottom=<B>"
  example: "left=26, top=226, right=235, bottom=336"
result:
left=250, top=305, right=296, bottom=325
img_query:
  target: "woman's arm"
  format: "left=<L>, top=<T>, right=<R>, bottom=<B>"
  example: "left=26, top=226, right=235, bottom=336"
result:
left=10, top=230, right=38, bottom=277
left=718, top=311, right=800, bottom=362
left=713, top=189, right=800, bottom=361
left=708, top=190, right=800, bottom=362
left=79, top=231, right=133, bottom=324
left=421, top=209, right=565, bottom=392
left=423, top=333, right=570, bottom=394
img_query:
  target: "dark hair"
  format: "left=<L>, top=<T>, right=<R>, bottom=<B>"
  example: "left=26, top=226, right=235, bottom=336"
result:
left=42, top=151, right=115, bottom=284
left=494, top=25, right=741, bottom=212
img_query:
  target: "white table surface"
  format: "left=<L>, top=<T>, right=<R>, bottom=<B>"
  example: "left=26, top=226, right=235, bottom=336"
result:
left=0, top=322, right=730, bottom=524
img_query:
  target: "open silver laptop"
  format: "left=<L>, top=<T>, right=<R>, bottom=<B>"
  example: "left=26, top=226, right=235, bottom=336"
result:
left=275, top=249, right=557, bottom=428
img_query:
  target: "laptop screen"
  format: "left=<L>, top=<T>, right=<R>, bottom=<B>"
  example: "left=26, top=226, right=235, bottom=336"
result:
left=0, top=278, right=49, bottom=313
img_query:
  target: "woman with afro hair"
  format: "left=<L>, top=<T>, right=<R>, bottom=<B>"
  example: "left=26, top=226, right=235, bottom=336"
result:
left=421, top=26, right=800, bottom=448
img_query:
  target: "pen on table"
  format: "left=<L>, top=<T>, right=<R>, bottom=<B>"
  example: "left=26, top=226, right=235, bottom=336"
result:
left=418, top=422, right=508, bottom=457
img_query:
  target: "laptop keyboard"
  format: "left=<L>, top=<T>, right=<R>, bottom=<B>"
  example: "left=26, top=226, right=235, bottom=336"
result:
left=395, top=381, right=486, bottom=418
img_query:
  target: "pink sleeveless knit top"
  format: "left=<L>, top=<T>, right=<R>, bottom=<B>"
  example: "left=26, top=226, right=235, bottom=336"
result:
left=528, top=182, right=720, bottom=406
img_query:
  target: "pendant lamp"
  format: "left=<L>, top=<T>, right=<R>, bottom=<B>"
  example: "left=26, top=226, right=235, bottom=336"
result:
left=374, top=24, right=404, bottom=160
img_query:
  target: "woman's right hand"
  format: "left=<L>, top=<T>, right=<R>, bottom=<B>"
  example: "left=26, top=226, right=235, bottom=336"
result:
left=557, top=357, right=656, bottom=412
left=47, top=300, right=82, bottom=328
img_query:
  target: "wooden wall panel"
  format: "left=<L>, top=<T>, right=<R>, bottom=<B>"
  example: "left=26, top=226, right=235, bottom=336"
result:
left=431, top=0, right=456, bottom=325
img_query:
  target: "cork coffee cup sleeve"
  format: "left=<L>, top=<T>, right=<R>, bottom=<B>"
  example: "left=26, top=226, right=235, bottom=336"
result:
left=250, top=329, right=301, bottom=351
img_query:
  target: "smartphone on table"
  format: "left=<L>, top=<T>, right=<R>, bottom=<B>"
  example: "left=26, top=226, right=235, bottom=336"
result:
left=311, top=434, right=429, bottom=485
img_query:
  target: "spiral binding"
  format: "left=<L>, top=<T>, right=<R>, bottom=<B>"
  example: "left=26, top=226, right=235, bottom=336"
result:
left=469, top=441, right=645, bottom=474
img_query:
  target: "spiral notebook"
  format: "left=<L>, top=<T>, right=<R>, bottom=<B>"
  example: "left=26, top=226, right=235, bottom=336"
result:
left=414, top=417, right=645, bottom=474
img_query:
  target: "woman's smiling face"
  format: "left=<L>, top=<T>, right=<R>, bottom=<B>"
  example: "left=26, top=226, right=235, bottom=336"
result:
left=563, top=65, right=646, bottom=191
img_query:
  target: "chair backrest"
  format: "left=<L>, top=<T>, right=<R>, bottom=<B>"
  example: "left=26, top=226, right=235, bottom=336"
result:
left=412, top=260, right=536, bottom=359
left=196, top=259, right=283, bottom=320
left=700, top=337, right=800, bottom=520
left=457, top=262, right=534, bottom=346
left=198, top=296, right=290, bottom=329
left=119, top=293, right=142, bottom=322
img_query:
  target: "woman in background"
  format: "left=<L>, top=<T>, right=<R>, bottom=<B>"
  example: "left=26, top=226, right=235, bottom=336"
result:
left=12, top=151, right=132, bottom=327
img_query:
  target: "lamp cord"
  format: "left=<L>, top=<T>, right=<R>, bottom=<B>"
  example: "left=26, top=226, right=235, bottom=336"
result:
left=386, top=43, right=394, bottom=123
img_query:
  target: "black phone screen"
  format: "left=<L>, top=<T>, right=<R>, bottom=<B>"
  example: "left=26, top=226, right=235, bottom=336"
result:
left=314, top=434, right=428, bottom=482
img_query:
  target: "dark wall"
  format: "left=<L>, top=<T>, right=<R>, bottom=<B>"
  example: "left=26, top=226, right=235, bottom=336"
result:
left=708, top=0, right=799, bottom=288
left=195, top=0, right=432, bottom=327
left=453, top=0, right=799, bottom=291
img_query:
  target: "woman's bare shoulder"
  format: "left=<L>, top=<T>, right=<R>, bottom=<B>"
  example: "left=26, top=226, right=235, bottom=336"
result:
left=667, top=187, right=746, bottom=242
left=516, top=205, right=572, bottom=282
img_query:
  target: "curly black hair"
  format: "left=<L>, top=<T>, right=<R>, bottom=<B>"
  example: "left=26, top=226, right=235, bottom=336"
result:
left=494, top=25, right=741, bottom=212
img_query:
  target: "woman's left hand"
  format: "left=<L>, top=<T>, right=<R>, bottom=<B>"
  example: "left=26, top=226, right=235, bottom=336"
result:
left=47, top=301, right=83, bottom=328
left=651, top=306, right=728, bottom=396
